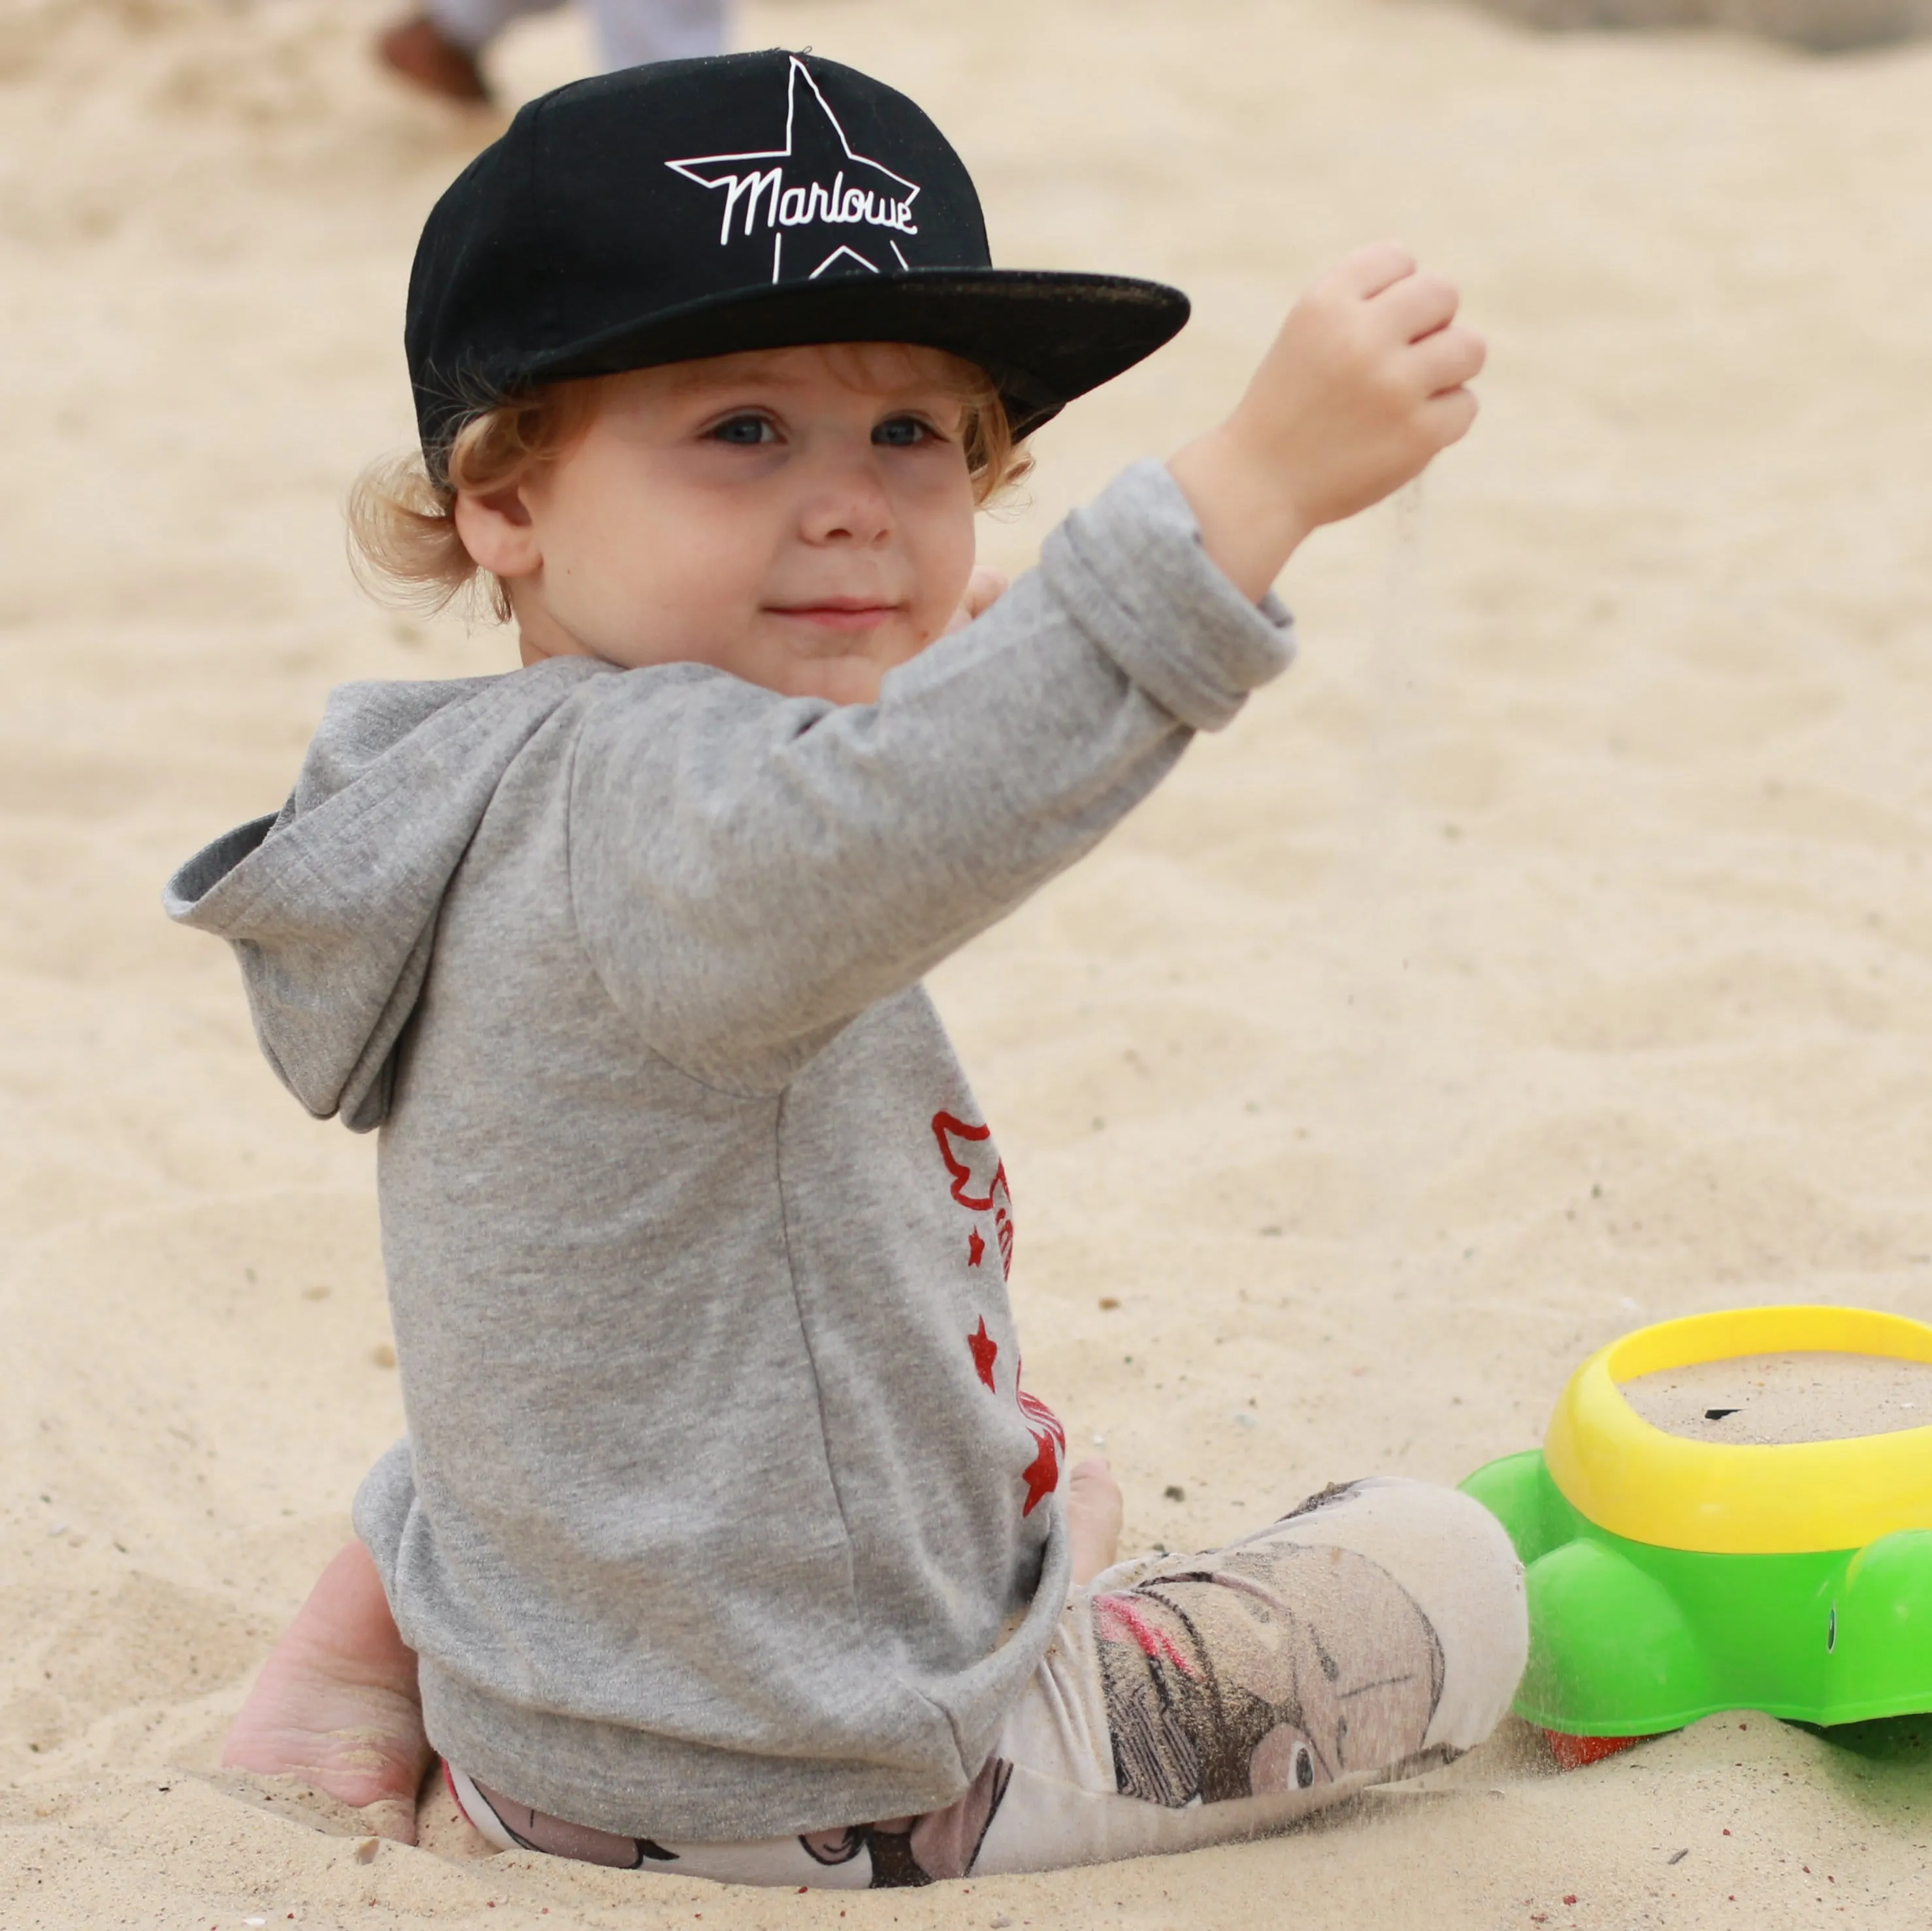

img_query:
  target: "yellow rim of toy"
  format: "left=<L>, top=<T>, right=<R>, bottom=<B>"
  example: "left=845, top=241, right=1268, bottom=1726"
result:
left=1543, top=1305, right=1932, bottom=1554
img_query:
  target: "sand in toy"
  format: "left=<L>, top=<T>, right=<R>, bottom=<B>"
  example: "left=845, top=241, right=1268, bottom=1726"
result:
left=1619, top=1352, right=1932, bottom=1446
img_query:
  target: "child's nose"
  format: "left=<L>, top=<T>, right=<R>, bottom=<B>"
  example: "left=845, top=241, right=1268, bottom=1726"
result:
left=798, top=453, right=894, bottom=545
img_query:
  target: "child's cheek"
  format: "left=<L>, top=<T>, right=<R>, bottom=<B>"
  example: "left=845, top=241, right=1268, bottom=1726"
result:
left=914, top=485, right=978, bottom=630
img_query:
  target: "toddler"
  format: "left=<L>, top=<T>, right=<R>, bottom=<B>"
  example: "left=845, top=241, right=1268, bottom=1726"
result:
left=169, top=50, right=1526, bottom=1885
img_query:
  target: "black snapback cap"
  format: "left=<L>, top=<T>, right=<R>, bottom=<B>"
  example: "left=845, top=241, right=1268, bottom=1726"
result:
left=405, top=50, right=1189, bottom=466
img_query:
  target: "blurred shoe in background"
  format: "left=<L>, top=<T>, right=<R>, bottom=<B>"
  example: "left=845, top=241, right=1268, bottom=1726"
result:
left=377, top=16, right=492, bottom=103
left=378, top=0, right=730, bottom=104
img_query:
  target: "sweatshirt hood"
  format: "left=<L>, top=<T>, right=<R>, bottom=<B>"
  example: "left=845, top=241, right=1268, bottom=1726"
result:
left=165, top=657, right=614, bottom=1132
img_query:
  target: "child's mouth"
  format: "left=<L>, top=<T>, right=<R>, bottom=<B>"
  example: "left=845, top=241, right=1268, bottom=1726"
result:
left=766, top=600, right=900, bottom=634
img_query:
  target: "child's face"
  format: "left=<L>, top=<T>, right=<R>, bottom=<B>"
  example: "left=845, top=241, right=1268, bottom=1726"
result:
left=463, top=344, right=983, bottom=705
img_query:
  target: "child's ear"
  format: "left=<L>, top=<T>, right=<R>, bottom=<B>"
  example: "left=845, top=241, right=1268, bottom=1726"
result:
left=453, top=482, right=542, bottom=581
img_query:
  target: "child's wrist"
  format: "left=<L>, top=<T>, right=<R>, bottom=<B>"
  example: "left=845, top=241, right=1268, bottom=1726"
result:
left=1166, top=423, right=1316, bottom=605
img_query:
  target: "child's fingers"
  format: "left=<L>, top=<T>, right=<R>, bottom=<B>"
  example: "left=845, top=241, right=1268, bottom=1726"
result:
left=1375, top=268, right=1462, bottom=345
left=962, top=564, right=1009, bottom=619
left=1322, top=240, right=1420, bottom=302
left=1420, top=383, right=1481, bottom=448
left=945, top=564, right=1010, bottom=634
left=1409, top=323, right=1487, bottom=396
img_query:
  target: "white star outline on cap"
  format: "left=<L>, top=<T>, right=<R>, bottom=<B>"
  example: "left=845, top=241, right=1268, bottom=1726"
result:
left=665, top=56, right=922, bottom=284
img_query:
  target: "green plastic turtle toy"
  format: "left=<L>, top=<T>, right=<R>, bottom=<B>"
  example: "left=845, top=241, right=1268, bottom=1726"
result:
left=1460, top=1305, right=1932, bottom=1766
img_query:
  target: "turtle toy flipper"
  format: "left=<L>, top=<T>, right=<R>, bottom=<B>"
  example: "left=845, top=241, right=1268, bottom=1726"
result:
left=1831, top=1529, right=1932, bottom=1713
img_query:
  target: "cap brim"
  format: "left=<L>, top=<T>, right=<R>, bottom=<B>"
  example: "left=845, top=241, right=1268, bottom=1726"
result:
left=516, top=268, right=1189, bottom=440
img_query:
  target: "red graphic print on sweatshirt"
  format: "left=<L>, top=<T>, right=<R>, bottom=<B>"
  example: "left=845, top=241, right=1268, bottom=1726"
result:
left=968, top=1316, right=999, bottom=1391
left=1015, top=1371, right=1065, bottom=1515
left=931, top=1111, right=1013, bottom=1277
left=935, top=1111, right=1062, bottom=1515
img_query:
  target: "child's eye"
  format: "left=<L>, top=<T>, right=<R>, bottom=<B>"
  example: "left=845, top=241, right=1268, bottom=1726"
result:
left=708, top=414, right=778, bottom=446
left=872, top=415, right=936, bottom=448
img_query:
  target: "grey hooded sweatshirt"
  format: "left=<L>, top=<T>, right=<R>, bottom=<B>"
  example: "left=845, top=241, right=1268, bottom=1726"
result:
left=165, top=462, right=1294, bottom=1841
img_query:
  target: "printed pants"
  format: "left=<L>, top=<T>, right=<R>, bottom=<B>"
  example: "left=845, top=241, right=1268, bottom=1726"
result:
left=424, top=0, right=728, bottom=71
left=448, top=1478, right=1528, bottom=1885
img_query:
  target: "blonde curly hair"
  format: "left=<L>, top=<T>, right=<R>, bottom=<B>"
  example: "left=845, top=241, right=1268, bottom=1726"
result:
left=348, top=348, right=1032, bottom=623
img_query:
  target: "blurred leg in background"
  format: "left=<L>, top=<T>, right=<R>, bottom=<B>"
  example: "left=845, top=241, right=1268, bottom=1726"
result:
left=379, top=0, right=729, bottom=104
left=585, top=0, right=729, bottom=69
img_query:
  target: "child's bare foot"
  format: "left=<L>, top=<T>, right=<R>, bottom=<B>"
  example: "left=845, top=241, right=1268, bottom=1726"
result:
left=222, top=1541, right=431, bottom=1845
left=1066, top=1457, right=1124, bottom=1585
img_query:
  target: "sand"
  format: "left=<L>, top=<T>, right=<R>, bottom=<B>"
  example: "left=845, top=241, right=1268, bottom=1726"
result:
left=7, top=0, right=1932, bottom=1924
left=1622, top=1350, right=1932, bottom=1442
left=1448, top=0, right=1932, bottom=56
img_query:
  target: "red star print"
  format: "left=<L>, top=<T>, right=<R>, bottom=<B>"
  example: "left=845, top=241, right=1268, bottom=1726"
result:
left=1019, top=1425, right=1060, bottom=1516
left=967, top=1227, right=986, bottom=1268
left=968, top=1316, right=998, bottom=1391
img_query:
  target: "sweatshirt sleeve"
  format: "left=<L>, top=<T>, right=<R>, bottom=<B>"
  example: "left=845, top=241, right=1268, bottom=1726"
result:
left=566, top=460, right=1294, bottom=1092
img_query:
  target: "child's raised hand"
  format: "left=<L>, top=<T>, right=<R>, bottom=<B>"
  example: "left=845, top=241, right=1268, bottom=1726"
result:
left=1168, top=244, right=1485, bottom=602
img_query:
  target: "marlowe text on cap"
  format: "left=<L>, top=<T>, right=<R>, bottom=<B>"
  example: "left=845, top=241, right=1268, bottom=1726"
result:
left=406, top=49, right=1190, bottom=465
